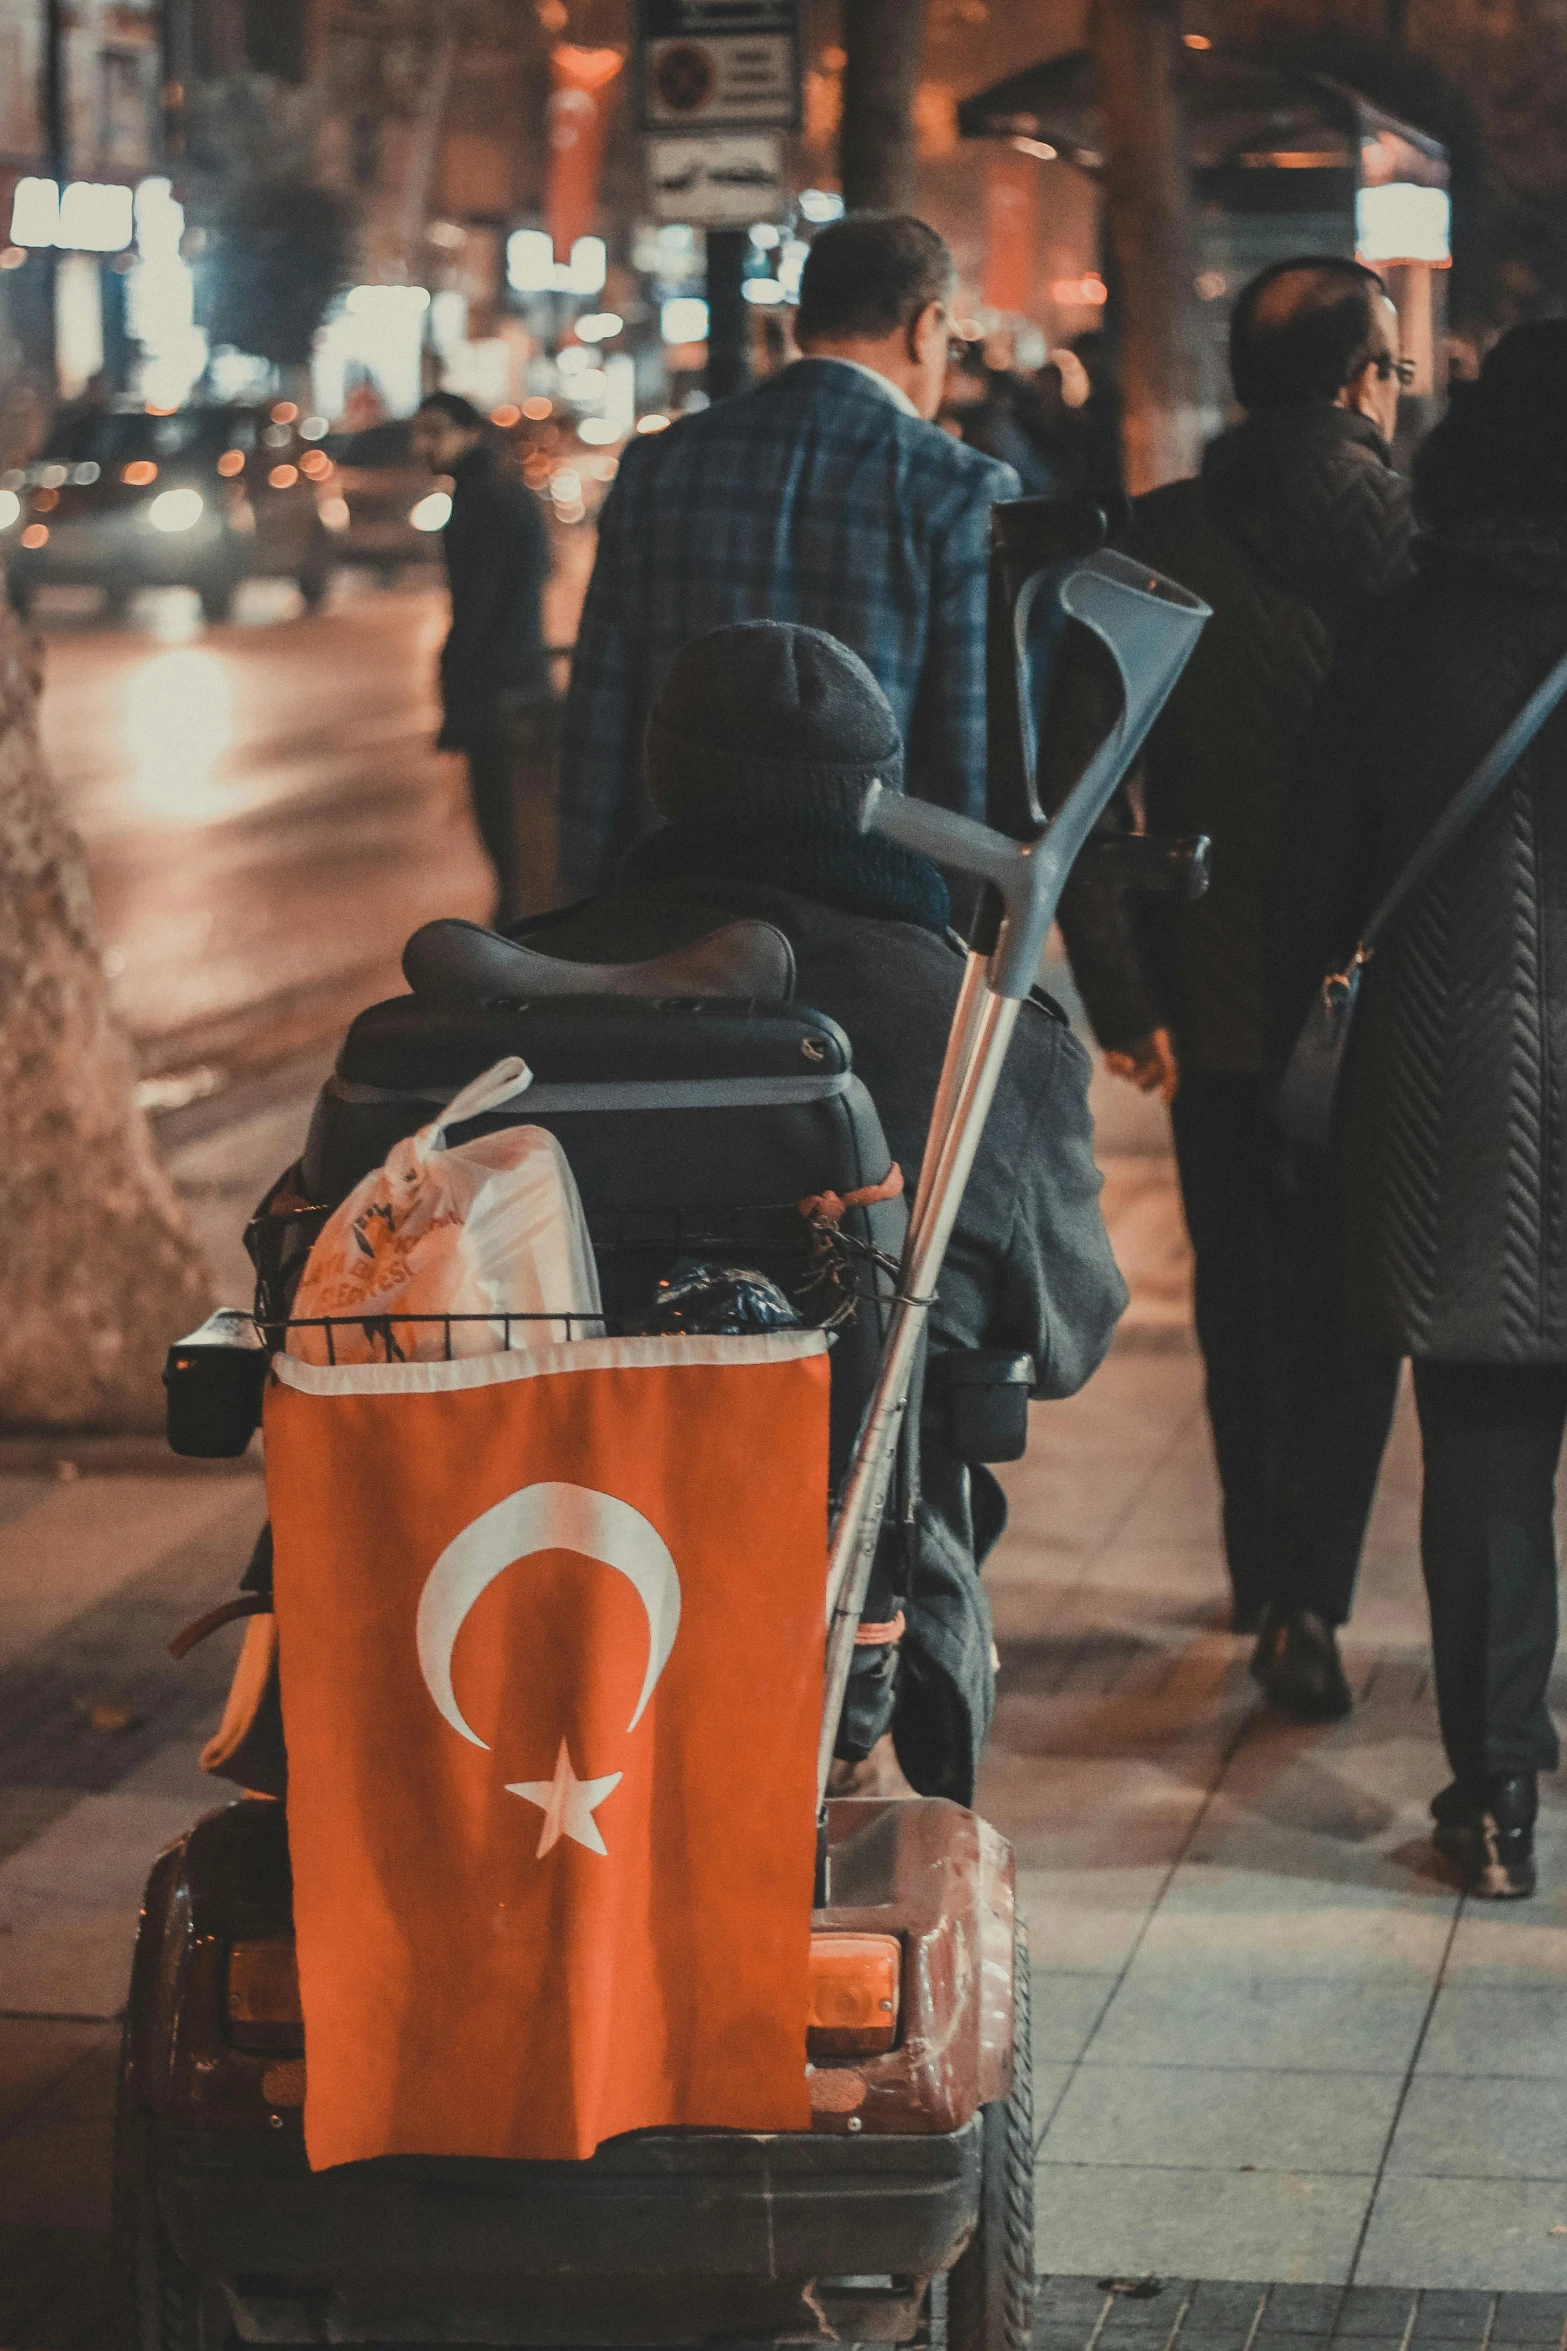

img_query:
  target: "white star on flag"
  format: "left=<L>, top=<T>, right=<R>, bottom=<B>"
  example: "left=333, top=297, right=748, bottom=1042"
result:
left=507, top=1739, right=623, bottom=1858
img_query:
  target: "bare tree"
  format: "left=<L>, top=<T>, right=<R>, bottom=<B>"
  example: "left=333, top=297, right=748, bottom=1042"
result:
left=1092, top=0, right=1211, bottom=492
left=0, top=601, right=211, bottom=1432
left=839, top=0, right=930, bottom=213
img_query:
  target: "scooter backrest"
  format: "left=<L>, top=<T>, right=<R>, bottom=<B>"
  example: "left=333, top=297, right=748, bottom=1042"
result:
left=402, top=916, right=797, bottom=1007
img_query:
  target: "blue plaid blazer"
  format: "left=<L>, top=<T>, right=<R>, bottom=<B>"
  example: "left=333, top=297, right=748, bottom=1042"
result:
left=559, top=358, right=1019, bottom=894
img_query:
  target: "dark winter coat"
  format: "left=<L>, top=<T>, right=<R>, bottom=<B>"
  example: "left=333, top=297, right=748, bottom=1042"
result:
left=1059, top=404, right=1414, bottom=1071
left=436, top=443, right=552, bottom=751
left=1271, top=518, right=1567, bottom=1362
left=516, top=815, right=1128, bottom=1798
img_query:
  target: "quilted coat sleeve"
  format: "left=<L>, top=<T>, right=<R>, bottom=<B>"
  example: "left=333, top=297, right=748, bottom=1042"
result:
left=1318, top=459, right=1417, bottom=619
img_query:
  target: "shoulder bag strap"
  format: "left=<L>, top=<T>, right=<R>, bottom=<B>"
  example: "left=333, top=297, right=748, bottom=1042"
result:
left=1350, top=641, right=1567, bottom=974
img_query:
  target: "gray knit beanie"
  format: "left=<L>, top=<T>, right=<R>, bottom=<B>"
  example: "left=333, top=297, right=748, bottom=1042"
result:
left=644, top=621, right=905, bottom=826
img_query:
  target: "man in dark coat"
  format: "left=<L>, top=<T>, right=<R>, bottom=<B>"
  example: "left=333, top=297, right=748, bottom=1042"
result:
left=558, top=215, right=1018, bottom=897
left=412, top=392, right=552, bottom=922
left=522, top=620, right=1128, bottom=1802
left=1271, top=323, right=1567, bottom=1898
left=1058, top=259, right=1416, bottom=1713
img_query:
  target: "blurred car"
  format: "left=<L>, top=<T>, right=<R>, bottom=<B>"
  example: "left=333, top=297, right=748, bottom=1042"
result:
left=323, top=418, right=449, bottom=575
left=0, top=404, right=337, bottom=622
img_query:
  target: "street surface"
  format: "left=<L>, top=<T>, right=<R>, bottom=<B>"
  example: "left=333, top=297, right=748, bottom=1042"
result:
left=28, top=552, right=591, bottom=1298
left=34, top=543, right=589, bottom=1086
left=37, top=574, right=486, bottom=1081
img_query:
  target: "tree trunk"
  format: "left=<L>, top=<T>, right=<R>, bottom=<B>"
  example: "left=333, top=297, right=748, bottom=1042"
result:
left=839, top=0, right=929, bottom=214
left=0, top=597, right=211, bottom=1432
left=1091, top=0, right=1212, bottom=494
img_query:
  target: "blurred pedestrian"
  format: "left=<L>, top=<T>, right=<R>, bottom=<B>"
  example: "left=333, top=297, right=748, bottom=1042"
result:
left=1062, top=331, right=1125, bottom=512
left=410, top=391, right=552, bottom=923
left=1274, top=322, right=1567, bottom=1897
left=1057, top=258, right=1415, bottom=1708
left=1018, top=361, right=1093, bottom=497
left=559, top=214, right=1019, bottom=897
left=942, top=341, right=1072, bottom=499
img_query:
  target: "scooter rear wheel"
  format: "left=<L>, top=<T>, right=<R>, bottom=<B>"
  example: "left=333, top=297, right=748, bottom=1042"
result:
left=113, top=2094, right=237, bottom=2351
left=944, top=1925, right=1035, bottom=2351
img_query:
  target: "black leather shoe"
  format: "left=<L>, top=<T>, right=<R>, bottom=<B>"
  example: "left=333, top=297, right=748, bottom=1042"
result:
left=1249, top=1608, right=1353, bottom=1721
left=1432, top=1773, right=1537, bottom=1900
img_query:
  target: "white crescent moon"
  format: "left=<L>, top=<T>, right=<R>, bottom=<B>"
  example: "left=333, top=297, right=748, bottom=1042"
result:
left=415, top=1482, right=682, bottom=1749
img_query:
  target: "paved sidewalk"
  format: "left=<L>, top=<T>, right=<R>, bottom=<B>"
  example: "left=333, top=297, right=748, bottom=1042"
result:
left=3, top=1054, right=1567, bottom=2338
left=988, top=1069, right=1567, bottom=2294
left=1032, top=2278, right=1567, bottom=2351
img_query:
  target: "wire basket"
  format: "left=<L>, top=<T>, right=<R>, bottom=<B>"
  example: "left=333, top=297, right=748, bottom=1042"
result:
left=265, top=1309, right=616, bottom=1365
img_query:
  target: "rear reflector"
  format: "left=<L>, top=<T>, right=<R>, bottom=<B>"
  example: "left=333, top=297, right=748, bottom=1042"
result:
left=806, top=1932, right=900, bottom=2058
left=227, top=1930, right=901, bottom=2060
left=226, top=1937, right=303, bottom=2052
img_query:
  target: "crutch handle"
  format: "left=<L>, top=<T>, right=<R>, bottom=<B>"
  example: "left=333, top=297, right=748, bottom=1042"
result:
left=858, top=791, right=1021, bottom=893
left=1081, top=831, right=1212, bottom=901
left=861, top=548, right=1210, bottom=1000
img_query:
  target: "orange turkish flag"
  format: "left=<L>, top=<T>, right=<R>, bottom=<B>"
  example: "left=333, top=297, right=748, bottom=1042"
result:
left=266, top=1331, right=830, bottom=2170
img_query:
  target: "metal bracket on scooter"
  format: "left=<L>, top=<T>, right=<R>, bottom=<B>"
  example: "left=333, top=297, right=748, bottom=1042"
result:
left=859, top=547, right=1211, bottom=1000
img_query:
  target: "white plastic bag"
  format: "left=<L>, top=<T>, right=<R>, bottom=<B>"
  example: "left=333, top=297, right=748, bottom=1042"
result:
left=287, top=1058, right=601, bottom=1364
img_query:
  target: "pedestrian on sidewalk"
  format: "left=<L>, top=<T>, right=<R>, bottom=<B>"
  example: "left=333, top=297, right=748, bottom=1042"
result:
left=558, top=214, right=1019, bottom=898
left=410, top=392, right=553, bottom=924
left=1056, top=259, right=1415, bottom=1713
left=1274, top=322, right=1567, bottom=1899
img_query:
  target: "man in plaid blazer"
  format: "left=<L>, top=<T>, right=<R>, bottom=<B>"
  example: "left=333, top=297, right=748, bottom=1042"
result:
left=559, top=215, right=1020, bottom=897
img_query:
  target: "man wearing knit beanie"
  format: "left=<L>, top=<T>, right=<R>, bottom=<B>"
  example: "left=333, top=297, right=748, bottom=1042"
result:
left=515, top=620, right=1127, bottom=1802
left=645, top=619, right=904, bottom=829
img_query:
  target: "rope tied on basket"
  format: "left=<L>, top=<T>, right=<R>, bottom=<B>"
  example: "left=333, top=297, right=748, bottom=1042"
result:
left=794, top=1163, right=906, bottom=1331
left=797, top=1163, right=904, bottom=1227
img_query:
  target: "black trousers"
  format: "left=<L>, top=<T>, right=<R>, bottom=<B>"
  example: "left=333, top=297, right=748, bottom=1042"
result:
left=464, top=741, right=516, bottom=925
left=465, top=701, right=563, bottom=926
left=1169, top=1072, right=1401, bottom=1626
left=1412, top=1361, right=1566, bottom=1785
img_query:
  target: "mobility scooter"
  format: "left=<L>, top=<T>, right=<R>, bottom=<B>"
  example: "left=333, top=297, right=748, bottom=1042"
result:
left=122, top=525, right=1208, bottom=2350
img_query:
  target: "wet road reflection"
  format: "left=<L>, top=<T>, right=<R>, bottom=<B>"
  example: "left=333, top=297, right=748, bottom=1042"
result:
left=120, top=646, right=238, bottom=822
left=31, top=562, right=583, bottom=1074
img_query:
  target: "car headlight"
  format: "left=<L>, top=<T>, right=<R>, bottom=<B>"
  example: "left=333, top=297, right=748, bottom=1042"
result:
left=147, top=487, right=206, bottom=534
left=409, top=490, right=451, bottom=532
left=0, top=490, right=19, bottom=531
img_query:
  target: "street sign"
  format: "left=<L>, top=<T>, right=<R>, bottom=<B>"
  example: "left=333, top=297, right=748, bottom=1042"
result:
left=649, top=134, right=786, bottom=225
left=635, top=0, right=802, bottom=135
